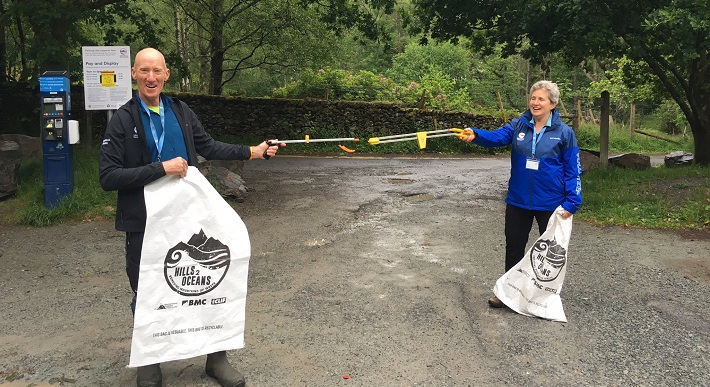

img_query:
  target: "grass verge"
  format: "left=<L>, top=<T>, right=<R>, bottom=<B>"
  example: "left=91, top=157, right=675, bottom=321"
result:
left=577, top=166, right=710, bottom=230
left=0, top=148, right=116, bottom=226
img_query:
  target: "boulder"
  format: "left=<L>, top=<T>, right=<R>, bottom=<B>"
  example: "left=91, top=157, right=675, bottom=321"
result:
left=198, top=161, right=248, bottom=202
left=663, top=151, right=694, bottom=167
left=0, top=134, right=41, bottom=159
left=199, top=158, right=244, bottom=176
left=608, top=153, right=651, bottom=170
left=579, top=149, right=601, bottom=172
left=0, top=140, right=22, bottom=200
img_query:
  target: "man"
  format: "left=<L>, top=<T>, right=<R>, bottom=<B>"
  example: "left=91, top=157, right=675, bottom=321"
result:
left=99, top=47, right=280, bottom=387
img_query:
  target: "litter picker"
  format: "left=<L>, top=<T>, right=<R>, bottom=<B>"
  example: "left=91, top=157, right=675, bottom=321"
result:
left=263, top=135, right=360, bottom=158
left=367, top=128, right=471, bottom=149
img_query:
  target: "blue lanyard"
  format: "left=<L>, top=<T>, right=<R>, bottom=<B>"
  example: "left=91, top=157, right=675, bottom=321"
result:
left=531, top=127, right=546, bottom=159
left=139, top=97, right=165, bottom=161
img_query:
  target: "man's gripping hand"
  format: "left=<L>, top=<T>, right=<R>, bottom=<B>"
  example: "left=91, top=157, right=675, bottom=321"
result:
left=251, top=140, right=284, bottom=160
left=163, top=157, right=188, bottom=178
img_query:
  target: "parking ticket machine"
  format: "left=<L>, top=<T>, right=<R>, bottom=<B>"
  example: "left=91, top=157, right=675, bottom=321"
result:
left=40, top=71, right=74, bottom=208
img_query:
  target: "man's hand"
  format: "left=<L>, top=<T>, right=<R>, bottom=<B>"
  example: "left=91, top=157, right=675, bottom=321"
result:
left=163, top=157, right=188, bottom=177
left=251, top=140, right=284, bottom=159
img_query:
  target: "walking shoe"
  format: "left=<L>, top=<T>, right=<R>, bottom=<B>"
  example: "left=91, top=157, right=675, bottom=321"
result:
left=488, top=296, right=504, bottom=308
left=206, top=351, right=246, bottom=387
left=136, top=363, right=162, bottom=387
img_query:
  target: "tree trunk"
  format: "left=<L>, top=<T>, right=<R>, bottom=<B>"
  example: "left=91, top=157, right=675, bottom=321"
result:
left=688, top=61, right=710, bottom=166
left=208, top=0, right=225, bottom=96
left=0, top=0, right=6, bottom=84
left=174, top=8, right=191, bottom=92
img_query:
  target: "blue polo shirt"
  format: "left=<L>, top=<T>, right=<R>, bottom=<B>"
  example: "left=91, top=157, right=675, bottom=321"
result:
left=138, top=93, right=188, bottom=163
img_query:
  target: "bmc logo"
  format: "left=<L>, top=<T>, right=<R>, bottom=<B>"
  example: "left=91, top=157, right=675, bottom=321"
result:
left=211, top=297, right=226, bottom=305
left=182, top=299, right=206, bottom=306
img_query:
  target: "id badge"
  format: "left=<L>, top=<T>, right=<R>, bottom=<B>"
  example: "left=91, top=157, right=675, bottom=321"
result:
left=526, top=158, right=539, bottom=170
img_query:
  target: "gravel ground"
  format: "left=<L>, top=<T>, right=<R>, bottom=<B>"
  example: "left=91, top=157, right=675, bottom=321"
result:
left=1, top=155, right=708, bottom=387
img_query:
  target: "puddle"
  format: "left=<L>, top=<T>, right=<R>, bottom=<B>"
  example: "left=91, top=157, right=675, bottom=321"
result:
left=304, top=239, right=328, bottom=247
left=403, top=193, right=433, bottom=201
left=389, top=178, right=413, bottom=185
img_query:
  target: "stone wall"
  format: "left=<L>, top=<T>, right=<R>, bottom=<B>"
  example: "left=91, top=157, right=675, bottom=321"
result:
left=1, top=83, right=502, bottom=144
left=177, top=94, right=501, bottom=140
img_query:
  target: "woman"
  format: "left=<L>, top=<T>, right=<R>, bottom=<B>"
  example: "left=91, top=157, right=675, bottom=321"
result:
left=459, top=80, right=582, bottom=308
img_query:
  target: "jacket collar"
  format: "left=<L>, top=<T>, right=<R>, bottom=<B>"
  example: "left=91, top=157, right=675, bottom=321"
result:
left=521, top=108, right=562, bottom=131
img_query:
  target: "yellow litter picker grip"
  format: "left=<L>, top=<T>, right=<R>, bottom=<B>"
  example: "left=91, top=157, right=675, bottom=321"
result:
left=449, top=128, right=473, bottom=137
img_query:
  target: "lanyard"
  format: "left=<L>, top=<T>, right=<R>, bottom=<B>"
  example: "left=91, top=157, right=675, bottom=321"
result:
left=139, top=97, right=165, bottom=161
left=531, top=127, right=546, bottom=159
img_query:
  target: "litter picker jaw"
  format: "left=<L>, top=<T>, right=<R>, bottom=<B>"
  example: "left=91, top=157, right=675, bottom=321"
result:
left=366, top=128, right=471, bottom=149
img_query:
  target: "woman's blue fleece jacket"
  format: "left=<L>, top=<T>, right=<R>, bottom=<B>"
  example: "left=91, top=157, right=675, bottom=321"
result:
left=472, top=109, right=582, bottom=214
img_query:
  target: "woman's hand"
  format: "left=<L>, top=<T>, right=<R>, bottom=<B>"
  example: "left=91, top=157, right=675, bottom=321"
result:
left=458, top=128, right=476, bottom=142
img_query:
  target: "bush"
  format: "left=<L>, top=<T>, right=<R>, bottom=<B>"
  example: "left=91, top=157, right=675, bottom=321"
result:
left=272, top=67, right=476, bottom=113
left=650, top=99, right=690, bottom=136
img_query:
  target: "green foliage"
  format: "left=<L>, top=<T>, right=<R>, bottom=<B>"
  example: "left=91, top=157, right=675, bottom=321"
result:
left=272, top=68, right=397, bottom=101
left=586, top=56, right=656, bottom=108
left=272, top=55, right=475, bottom=112
left=387, top=42, right=470, bottom=84
left=578, top=166, right=710, bottom=230
left=648, top=100, right=691, bottom=136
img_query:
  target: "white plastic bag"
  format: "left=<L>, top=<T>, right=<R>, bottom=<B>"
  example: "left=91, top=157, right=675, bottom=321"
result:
left=129, top=166, right=251, bottom=367
left=493, top=206, right=572, bottom=322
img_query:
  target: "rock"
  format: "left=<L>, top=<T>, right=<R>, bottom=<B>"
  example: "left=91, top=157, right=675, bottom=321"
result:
left=608, top=153, right=651, bottom=170
left=0, top=140, right=22, bottom=200
left=198, top=162, right=248, bottom=202
left=579, top=149, right=601, bottom=172
left=0, top=134, right=41, bottom=159
left=201, top=158, right=244, bottom=176
left=663, top=151, right=694, bottom=167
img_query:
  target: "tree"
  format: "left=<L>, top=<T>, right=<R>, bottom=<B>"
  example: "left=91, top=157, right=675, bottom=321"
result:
left=10, top=0, right=126, bottom=72
left=168, top=0, right=349, bottom=95
left=2, top=0, right=163, bottom=83
left=410, top=0, right=710, bottom=166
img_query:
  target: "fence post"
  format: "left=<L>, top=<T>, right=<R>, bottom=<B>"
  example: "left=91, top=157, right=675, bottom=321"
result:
left=600, top=91, right=610, bottom=168
left=629, top=103, right=636, bottom=139
left=418, top=89, right=427, bottom=109
left=496, top=91, right=507, bottom=121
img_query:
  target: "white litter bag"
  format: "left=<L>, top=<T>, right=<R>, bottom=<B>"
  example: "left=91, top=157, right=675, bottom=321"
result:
left=129, top=166, right=250, bottom=367
left=493, top=206, right=572, bottom=322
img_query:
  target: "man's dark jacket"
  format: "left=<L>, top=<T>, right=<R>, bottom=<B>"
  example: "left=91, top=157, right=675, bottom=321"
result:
left=99, top=94, right=250, bottom=232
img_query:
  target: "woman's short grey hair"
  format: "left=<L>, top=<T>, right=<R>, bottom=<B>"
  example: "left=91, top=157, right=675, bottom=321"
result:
left=530, top=80, right=560, bottom=104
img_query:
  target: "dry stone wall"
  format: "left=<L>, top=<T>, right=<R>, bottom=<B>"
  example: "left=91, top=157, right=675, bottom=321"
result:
left=176, top=94, right=501, bottom=140
left=1, top=84, right=502, bottom=143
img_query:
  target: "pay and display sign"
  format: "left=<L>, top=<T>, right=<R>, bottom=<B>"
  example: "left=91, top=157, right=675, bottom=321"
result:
left=82, top=46, right=132, bottom=110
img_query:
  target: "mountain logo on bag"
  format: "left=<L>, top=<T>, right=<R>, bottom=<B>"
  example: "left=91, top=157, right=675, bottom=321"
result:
left=530, top=238, right=566, bottom=282
left=163, top=229, right=231, bottom=296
